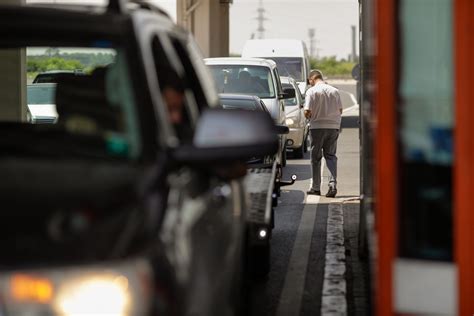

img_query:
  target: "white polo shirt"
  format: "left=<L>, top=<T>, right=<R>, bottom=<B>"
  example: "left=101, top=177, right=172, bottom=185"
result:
left=304, top=82, right=343, bottom=129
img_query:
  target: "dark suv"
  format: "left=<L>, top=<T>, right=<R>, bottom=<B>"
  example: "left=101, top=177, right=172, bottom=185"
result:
left=0, top=1, right=278, bottom=315
left=32, top=70, right=85, bottom=84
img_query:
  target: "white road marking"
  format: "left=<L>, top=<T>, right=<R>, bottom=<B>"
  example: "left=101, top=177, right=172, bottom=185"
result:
left=276, top=159, right=325, bottom=316
left=276, top=195, right=320, bottom=316
left=342, top=103, right=359, bottom=115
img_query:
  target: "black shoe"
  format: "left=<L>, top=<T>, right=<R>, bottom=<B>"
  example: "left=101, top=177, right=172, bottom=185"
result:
left=307, top=188, right=321, bottom=195
left=325, top=187, right=337, bottom=198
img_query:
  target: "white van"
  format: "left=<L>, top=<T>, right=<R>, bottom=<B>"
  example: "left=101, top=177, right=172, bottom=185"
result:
left=242, top=39, right=310, bottom=95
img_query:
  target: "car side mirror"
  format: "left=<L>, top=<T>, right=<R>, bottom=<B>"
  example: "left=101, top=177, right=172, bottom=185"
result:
left=284, top=88, right=296, bottom=99
left=279, top=88, right=296, bottom=100
left=275, top=124, right=289, bottom=135
left=172, top=109, right=279, bottom=164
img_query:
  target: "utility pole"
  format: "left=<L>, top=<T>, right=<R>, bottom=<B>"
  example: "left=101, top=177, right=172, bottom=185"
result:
left=351, top=25, right=357, bottom=62
left=256, top=0, right=266, bottom=39
left=308, top=28, right=315, bottom=58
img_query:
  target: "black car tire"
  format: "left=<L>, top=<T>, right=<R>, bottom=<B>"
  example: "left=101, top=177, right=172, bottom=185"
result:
left=249, top=244, right=271, bottom=278
left=294, top=144, right=304, bottom=159
left=231, top=240, right=248, bottom=316
left=282, top=148, right=287, bottom=167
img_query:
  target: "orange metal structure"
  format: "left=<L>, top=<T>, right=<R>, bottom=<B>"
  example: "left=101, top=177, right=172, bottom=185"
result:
left=372, top=0, right=474, bottom=314
left=455, top=0, right=474, bottom=314
left=374, top=0, right=396, bottom=314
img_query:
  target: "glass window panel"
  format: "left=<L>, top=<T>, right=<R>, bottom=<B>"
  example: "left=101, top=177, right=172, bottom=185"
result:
left=398, top=0, right=453, bottom=261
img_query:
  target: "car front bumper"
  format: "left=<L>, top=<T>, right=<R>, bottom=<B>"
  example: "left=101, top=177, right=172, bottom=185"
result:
left=286, top=127, right=305, bottom=149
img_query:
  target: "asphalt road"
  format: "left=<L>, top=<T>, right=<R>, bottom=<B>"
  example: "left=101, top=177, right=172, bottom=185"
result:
left=247, top=82, right=366, bottom=316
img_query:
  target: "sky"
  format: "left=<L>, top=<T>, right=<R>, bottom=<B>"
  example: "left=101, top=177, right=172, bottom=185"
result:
left=153, top=0, right=359, bottom=59
left=28, top=0, right=359, bottom=59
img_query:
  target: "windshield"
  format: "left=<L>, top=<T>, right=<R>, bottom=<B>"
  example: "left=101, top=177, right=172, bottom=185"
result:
left=208, top=65, right=275, bottom=98
left=261, top=57, right=304, bottom=82
left=1, top=46, right=141, bottom=160
left=27, top=83, right=56, bottom=104
left=282, top=83, right=298, bottom=106
left=220, top=98, right=258, bottom=110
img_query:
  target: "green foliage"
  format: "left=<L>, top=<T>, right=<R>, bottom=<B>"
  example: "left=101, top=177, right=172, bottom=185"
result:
left=27, top=52, right=115, bottom=74
left=28, top=57, right=83, bottom=73
left=310, top=56, right=356, bottom=78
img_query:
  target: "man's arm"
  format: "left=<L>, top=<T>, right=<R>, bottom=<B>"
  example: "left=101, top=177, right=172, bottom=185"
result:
left=336, top=91, right=343, bottom=114
left=304, top=89, right=312, bottom=119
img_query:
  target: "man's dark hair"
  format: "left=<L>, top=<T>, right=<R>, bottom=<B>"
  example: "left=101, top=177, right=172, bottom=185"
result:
left=161, top=68, right=185, bottom=93
left=309, top=69, right=324, bottom=80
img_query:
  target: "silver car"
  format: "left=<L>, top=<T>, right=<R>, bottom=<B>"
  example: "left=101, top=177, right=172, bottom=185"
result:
left=280, top=76, right=309, bottom=158
left=205, top=57, right=291, bottom=167
left=26, top=83, right=58, bottom=124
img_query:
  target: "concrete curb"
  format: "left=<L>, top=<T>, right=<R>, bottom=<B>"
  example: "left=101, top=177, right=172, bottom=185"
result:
left=321, top=202, right=347, bottom=315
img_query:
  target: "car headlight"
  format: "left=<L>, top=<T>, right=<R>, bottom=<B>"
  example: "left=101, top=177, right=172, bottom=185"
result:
left=286, top=117, right=298, bottom=127
left=54, top=275, right=131, bottom=316
left=0, top=260, right=153, bottom=316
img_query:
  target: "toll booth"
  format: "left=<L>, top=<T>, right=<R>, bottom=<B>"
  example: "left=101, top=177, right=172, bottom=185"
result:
left=0, top=0, right=26, bottom=122
left=362, top=0, right=474, bottom=314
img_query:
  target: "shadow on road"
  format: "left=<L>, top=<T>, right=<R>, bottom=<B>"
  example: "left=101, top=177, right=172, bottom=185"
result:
left=282, top=163, right=312, bottom=181
left=341, top=115, right=359, bottom=129
left=278, top=189, right=306, bottom=206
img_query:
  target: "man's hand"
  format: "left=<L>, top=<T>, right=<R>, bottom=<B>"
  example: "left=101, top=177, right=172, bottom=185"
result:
left=304, top=109, right=311, bottom=119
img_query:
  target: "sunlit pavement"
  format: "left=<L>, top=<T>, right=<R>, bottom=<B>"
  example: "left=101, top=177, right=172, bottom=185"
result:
left=247, top=85, right=369, bottom=316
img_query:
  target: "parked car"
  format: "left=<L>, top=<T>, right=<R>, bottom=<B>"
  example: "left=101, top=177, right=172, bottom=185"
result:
left=0, top=2, right=279, bottom=316
left=241, top=39, right=311, bottom=95
left=32, top=70, right=85, bottom=84
left=205, top=57, right=294, bottom=167
left=218, top=93, right=295, bottom=277
left=26, top=83, right=58, bottom=124
left=280, top=76, right=309, bottom=158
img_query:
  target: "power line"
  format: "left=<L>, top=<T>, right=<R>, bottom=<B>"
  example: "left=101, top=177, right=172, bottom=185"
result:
left=255, top=0, right=267, bottom=39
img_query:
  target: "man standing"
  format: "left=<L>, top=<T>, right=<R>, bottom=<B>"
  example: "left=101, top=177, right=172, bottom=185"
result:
left=304, top=70, right=343, bottom=197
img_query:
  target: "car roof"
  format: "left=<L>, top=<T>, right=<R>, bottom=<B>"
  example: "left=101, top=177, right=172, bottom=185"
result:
left=0, top=2, right=174, bottom=41
left=22, top=1, right=171, bottom=18
left=0, top=5, right=127, bottom=40
left=242, top=39, right=307, bottom=57
left=36, top=70, right=81, bottom=74
left=205, top=57, right=277, bottom=68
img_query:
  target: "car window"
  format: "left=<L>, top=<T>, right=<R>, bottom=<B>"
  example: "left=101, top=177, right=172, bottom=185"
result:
left=0, top=45, right=142, bottom=160
left=151, top=36, right=194, bottom=143
left=27, top=83, right=56, bottom=104
left=294, top=80, right=304, bottom=104
left=186, top=39, right=220, bottom=108
left=282, top=83, right=298, bottom=106
left=260, top=57, right=304, bottom=81
left=208, top=65, right=276, bottom=99
left=273, top=68, right=283, bottom=94
left=170, top=37, right=208, bottom=112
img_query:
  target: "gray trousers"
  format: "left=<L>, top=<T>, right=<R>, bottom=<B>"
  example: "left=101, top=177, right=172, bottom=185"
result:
left=310, top=128, right=339, bottom=190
